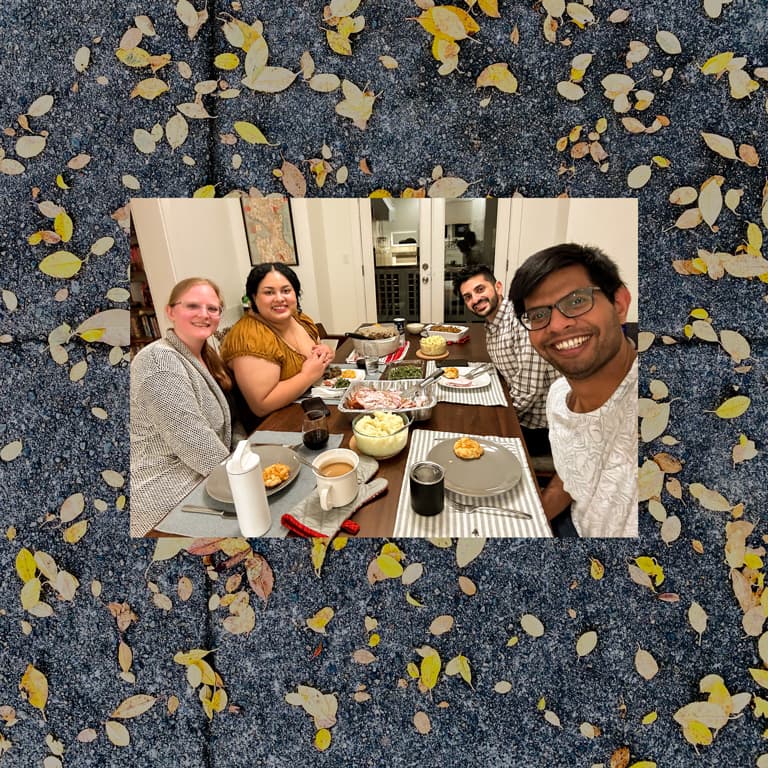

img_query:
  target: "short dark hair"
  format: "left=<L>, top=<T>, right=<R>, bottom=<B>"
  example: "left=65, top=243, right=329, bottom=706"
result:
left=508, top=243, right=624, bottom=319
left=452, top=263, right=497, bottom=298
left=246, top=262, right=302, bottom=313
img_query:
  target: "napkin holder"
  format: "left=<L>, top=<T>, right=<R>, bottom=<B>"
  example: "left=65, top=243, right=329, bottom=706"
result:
left=226, top=440, right=271, bottom=537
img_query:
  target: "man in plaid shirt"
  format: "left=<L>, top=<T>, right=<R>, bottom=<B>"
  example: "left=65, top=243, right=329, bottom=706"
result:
left=454, top=265, right=560, bottom=456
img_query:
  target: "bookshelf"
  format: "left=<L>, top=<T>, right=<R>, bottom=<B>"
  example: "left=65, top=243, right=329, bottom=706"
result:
left=130, top=232, right=160, bottom=357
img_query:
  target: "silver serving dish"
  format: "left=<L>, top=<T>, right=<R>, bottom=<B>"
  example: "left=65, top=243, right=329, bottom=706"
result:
left=351, top=323, right=401, bottom=357
left=338, top=379, right=437, bottom=422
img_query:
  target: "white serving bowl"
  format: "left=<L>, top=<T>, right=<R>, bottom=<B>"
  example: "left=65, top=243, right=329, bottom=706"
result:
left=351, top=323, right=401, bottom=357
left=424, top=324, right=469, bottom=342
left=352, top=411, right=412, bottom=459
left=406, top=322, right=425, bottom=334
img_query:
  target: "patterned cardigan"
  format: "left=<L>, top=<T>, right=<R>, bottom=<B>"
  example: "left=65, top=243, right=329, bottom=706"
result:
left=129, top=330, right=232, bottom=536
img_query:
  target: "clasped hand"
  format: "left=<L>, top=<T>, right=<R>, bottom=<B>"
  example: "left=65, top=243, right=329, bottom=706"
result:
left=302, top=344, right=335, bottom=377
left=311, top=343, right=334, bottom=365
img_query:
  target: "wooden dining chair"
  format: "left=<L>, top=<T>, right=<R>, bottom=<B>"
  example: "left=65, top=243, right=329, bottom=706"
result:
left=530, top=453, right=556, bottom=486
left=316, top=322, right=346, bottom=342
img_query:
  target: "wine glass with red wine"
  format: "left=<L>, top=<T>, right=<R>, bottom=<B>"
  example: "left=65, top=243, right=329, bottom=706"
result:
left=302, top=410, right=329, bottom=450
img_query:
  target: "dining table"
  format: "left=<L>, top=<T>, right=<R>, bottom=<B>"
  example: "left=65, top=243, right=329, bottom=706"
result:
left=153, top=325, right=553, bottom=539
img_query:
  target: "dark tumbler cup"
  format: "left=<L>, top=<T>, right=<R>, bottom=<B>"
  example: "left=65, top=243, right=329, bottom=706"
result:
left=409, top=461, right=445, bottom=516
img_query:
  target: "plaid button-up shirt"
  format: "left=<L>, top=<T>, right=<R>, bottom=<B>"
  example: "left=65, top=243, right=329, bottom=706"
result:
left=485, top=298, right=561, bottom=429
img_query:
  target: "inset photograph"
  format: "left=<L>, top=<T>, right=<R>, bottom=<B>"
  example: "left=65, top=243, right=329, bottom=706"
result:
left=129, top=197, right=637, bottom=539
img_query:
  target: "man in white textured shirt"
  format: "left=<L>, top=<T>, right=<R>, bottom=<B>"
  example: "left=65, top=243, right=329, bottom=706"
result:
left=509, top=244, right=638, bottom=538
left=453, top=265, right=560, bottom=456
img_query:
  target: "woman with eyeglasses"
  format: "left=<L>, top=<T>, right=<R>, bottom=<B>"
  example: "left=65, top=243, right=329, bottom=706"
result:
left=221, top=263, right=334, bottom=431
left=130, top=278, right=234, bottom=536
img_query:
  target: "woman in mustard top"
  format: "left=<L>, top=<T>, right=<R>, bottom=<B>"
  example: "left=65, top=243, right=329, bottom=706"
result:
left=221, top=263, right=335, bottom=428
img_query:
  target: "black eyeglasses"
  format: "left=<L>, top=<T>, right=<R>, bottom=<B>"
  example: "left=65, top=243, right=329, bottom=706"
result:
left=520, top=287, right=602, bottom=330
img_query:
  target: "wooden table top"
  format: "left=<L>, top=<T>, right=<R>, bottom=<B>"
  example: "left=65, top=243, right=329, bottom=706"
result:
left=256, top=327, right=543, bottom=537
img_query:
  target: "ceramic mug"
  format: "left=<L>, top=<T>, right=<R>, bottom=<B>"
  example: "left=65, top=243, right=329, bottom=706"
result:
left=312, top=448, right=360, bottom=511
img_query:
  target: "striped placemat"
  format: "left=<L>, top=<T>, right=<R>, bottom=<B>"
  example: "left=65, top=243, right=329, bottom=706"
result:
left=426, top=361, right=508, bottom=407
left=393, top=429, right=551, bottom=538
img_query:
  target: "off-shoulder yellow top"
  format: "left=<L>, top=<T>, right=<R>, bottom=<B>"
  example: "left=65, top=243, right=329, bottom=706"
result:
left=220, top=311, right=320, bottom=379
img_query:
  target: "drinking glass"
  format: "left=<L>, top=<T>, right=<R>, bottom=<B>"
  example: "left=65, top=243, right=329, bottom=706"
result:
left=409, top=461, right=445, bottom=516
left=362, top=341, right=380, bottom=375
left=302, top=410, right=329, bottom=450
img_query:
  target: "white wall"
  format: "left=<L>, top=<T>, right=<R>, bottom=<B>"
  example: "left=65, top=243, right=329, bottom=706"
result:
left=131, top=197, right=639, bottom=338
left=294, top=198, right=370, bottom=332
left=502, top=198, right=638, bottom=322
left=130, top=198, right=252, bottom=336
left=566, top=198, right=638, bottom=320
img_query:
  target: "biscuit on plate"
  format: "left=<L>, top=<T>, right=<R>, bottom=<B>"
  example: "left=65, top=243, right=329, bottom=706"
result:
left=262, top=463, right=291, bottom=487
left=443, top=367, right=459, bottom=379
left=453, top=437, right=484, bottom=460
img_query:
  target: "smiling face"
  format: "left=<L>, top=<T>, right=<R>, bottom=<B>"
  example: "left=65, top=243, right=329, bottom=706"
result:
left=524, top=264, right=630, bottom=381
left=458, top=274, right=504, bottom=321
left=252, top=269, right=298, bottom=323
left=165, top=282, right=222, bottom=349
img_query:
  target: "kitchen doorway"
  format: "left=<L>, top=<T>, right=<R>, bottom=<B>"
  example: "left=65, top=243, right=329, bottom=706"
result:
left=366, top=198, right=499, bottom=325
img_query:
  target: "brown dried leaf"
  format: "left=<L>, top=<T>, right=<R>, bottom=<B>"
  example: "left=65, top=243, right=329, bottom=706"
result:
left=719, top=329, right=750, bottom=363
left=458, top=575, right=477, bottom=595
left=699, top=176, right=723, bottom=228
left=660, top=515, right=681, bottom=544
left=429, top=615, right=454, bottom=636
left=701, top=131, right=737, bottom=159
left=675, top=208, right=703, bottom=229
left=610, top=746, right=630, bottom=768
left=279, top=161, right=307, bottom=197
left=635, top=647, right=659, bottom=679
left=105, top=720, right=130, bottom=747
left=118, top=641, right=132, bottom=673
left=738, top=143, right=760, bottom=166
left=352, top=649, right=376, bottom=664
left=653, top=453, right=682, bottom=473
left=111, top=694, right=157, bottom=719
left=428, top=177, right=470, bottom=198
left=669, top=186, right=698, bottom=205
left=456, top=537, right=485, bottom=567
left=628, top=563, right=654, bottom=591
left=688, top=601, right=708, bottom=642
left=743, top=606, right=765, bottom=637
left=245, top=554, right=273, bottom=605
left=413, top=710, right=431, bottom=734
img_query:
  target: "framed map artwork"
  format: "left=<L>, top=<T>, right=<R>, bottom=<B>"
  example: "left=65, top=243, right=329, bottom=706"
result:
left=240, top=196, right=298, bottom=265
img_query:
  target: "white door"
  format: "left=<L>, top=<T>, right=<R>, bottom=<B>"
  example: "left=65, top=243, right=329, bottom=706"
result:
left=361, top=198, right=508, bottom=324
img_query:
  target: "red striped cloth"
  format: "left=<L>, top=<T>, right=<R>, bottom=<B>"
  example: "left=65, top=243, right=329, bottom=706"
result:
left=383, top=341, right=410, bottom=363
left=345, top=341, right=410, bottom=365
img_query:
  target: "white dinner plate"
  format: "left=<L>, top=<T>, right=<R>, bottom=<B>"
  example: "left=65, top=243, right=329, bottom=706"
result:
left=206, top=445, right=301, bottom=503
left=426, top=438, right=522, bottom=498
left=438, top=367, right=492, bottom=390
left=312, top=369, right=366, bottom=399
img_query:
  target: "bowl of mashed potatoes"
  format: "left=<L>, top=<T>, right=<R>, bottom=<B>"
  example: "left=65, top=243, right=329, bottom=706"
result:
left=352, top=411, right=412, bottom=459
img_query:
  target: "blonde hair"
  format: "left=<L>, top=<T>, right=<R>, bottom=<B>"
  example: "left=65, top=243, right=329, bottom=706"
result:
left=167, top=278, right=232, bottom=392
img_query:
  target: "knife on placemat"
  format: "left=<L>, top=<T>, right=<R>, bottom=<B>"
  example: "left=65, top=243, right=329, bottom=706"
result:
left=182, top=504, right=237, bottom=517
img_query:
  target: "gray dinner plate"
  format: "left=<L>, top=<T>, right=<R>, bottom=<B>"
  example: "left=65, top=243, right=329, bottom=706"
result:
left=205, top=446, right=301, bottom=503
left=426, top=438, right=522, bottom=498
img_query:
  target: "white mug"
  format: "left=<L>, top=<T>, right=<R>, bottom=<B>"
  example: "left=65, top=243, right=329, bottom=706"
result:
left=312, top=448, right=360, bottom=511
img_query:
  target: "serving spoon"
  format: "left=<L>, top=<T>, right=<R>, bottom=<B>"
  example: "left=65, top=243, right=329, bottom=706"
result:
left=401, top=368, right=444, bottom=399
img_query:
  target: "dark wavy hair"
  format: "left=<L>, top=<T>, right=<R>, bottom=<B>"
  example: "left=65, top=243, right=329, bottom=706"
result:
left=509, top=243, right=624, bottom=320
left=452, top=263, right=497, bottom=297
left=245, top=262, right=302, bottom=313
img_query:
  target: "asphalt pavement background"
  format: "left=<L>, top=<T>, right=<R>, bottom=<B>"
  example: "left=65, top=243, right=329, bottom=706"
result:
left=1, top=1, right=766, bottom=765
